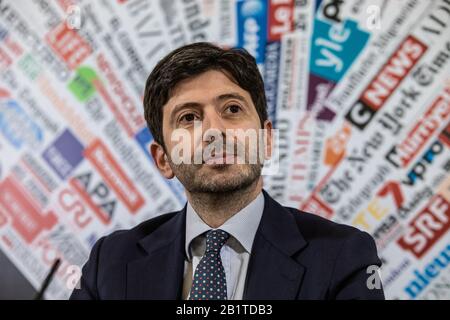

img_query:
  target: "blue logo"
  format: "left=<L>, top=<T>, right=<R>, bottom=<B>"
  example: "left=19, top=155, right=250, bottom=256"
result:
left=0, top=99, right=43, bottom=149
left=42, top=129, right=84, bottom=180
left=403, top=243, right=450, bottom=299
left=236, top=0, right=267, bottom=65
left=310, top=19, right=370, bottom=82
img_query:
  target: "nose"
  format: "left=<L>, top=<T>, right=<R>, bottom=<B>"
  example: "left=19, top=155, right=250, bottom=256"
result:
left=201, top=107, right=226, bottom=144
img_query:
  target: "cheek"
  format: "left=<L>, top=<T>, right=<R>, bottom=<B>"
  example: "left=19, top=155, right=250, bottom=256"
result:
left=162, top=123, right=172, bottom=146
left=165, top=128, right=199, bottom=161
left=234, top=125, right=263, bottom=149
left=229, top=116, right=261, bottom=131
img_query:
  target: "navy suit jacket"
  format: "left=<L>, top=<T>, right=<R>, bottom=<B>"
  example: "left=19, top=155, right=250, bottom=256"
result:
left=70, top=190, right=384, bottom=300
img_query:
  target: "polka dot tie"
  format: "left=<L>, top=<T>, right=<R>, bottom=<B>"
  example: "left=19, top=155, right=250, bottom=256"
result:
left=188, top=229, right=230, bottom=300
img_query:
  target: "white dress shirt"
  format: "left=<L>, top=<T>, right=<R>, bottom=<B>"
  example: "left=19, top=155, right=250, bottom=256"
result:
left=182, top=192, right=265, bottom=300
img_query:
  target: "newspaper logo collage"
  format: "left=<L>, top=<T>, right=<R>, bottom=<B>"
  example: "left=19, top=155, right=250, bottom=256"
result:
left=0, top=0, right=449, bottom=299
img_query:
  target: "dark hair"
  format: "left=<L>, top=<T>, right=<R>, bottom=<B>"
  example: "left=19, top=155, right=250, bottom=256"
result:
left=143, top=42, right=268, bottom=147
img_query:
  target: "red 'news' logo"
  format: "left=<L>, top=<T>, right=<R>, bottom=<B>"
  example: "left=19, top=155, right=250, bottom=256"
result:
left=346, top=35, right=427, bottom=130
left=361, top=35, right=427, bottom=111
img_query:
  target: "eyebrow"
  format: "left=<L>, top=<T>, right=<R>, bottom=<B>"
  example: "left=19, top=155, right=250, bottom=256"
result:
left=169, top=92, right=249, bottom=125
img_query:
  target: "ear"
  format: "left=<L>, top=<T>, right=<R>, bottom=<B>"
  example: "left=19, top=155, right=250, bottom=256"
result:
left=150, top=141, right=175, bottom=179
left=263, top=120, right=273, bottom=159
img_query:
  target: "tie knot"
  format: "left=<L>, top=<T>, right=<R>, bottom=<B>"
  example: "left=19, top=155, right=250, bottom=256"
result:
left=205, top=229, right=229, bottom=253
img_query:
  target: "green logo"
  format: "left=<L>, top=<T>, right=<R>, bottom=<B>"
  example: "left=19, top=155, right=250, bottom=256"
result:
left=68, top=67, right=98, bottom=102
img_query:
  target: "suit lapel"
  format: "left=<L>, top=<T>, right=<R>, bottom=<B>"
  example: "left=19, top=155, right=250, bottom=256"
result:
left=126, top=208, right=186, bottom=299
left=243, top=190, right=308, bottom=300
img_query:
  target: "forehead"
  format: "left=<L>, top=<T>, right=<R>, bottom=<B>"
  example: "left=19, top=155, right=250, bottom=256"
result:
left=166, top=70, right=252, bottom=106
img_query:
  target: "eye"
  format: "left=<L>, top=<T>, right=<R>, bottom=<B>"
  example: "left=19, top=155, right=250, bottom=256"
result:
left=179, top=113, right=198, bottom=124
left=225, top=104, right=242, bottom=114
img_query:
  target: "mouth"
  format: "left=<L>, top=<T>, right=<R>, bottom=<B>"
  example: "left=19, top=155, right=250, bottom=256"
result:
left=203, top=153, right=237, bottom=165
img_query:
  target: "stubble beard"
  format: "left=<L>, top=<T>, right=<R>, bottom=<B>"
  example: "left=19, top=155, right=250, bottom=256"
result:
left=168, top=160, right=262, bottom=194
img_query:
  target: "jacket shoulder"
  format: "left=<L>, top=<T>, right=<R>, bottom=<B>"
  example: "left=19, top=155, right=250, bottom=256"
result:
left=282, top=206, right=384, bottom=299
left=285, top=206, right=362, bottom=235
left=282, top=206, right=375, bottom=248
left=99, top=211, right=180, bottom=258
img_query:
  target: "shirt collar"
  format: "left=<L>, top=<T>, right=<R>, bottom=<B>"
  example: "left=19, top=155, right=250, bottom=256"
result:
left=185, top=191, right=265, bottom=259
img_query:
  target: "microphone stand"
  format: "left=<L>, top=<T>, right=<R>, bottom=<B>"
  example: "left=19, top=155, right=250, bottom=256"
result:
left=34, top=258, right=61, bottom=300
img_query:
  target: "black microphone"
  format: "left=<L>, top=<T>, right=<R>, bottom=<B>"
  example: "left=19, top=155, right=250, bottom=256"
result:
left=34, top=258, right=61, bottom=300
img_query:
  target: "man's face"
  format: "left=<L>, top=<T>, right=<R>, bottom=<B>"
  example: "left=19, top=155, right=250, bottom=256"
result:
left=150, top=70, right=272, bottom=194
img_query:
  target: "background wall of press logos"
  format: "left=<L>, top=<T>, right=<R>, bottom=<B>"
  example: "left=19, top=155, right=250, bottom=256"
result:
left=0, top=0, right=449, bottom=299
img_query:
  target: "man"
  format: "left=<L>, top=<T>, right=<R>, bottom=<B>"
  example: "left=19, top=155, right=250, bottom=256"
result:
left=70, top=42, right=384, bottom=300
